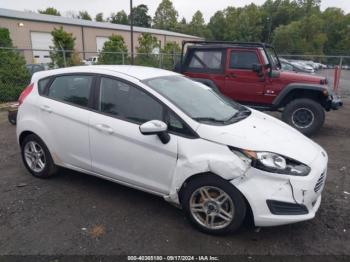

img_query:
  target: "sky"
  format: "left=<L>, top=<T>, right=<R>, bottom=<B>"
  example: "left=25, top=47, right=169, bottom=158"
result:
left=1, top=0, right=349, bottom=23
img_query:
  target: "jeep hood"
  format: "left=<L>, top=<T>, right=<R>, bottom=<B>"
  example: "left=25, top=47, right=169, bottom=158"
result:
left=196, top=109, right=322, bottom=165
left=280, top=71, right=326, bottom=84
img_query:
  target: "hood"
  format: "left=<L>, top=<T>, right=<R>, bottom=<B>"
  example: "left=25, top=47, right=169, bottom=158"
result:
left=279, top=71, right=326, bottom=85
left=196, top=110, right=322, bottom=165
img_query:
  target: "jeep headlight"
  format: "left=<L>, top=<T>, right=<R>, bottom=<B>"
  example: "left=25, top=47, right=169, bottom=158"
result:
left=230, top=148, right=311, bottom=176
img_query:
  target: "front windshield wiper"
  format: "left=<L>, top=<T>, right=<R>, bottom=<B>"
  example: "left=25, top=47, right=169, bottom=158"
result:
left=192, top=117, right=226, bottom=123
left=224, top=108, right=251, bottom=123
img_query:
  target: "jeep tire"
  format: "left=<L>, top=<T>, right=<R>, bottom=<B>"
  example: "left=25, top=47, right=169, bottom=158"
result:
left=282, top=98, right=325, bottom=136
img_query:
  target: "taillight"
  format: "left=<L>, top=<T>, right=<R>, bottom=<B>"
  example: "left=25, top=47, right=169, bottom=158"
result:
left=18, top=83, right=34, bottom=105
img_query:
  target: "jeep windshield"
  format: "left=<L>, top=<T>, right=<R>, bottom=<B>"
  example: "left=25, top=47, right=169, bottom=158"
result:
left=143, top=75, right=251, bottom=125
left=266, top=47, right=281, bottom=70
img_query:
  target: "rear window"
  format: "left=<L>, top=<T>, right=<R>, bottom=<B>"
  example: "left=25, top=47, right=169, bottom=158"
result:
left=188, top=50, right=223, bottom=70
left=47, top=75, right=93, bottom=107
left=38, top=78, right=50, bottom=95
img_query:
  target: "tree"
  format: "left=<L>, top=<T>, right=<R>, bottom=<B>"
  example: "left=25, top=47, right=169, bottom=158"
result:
left=77, top=11, right=92, bottom=21
left=95, top=12, right=104, bottom=22
left=49, top=27, right=81, bottom=68
left=38, top=7, right=61, bottom=16
left=208, top=11, right=226, bottom=40
left=175, top=17, right=189, bottom=34
left=153, top=0, right=178, bottom=31
left=98, top=35, right=128, bottom=64
left=0, top=28, right=30, bottom=102
left=130, top=4, right=151, bottom=27
left=135, top=33, right=160, bottom=67
left=223, top=4, right=263, bottom=42
left=109, top=10, right=129, bottom=25
left=188, top=10, right=212, bottom=38
left=161, top=41, right=181, bottom=70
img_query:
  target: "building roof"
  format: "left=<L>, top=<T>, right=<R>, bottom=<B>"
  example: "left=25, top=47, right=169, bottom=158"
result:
left=0, top=8, right=200, bottom=39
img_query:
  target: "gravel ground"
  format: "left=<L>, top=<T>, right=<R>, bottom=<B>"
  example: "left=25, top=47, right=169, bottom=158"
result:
left=0, top=99, right=349, bottom=257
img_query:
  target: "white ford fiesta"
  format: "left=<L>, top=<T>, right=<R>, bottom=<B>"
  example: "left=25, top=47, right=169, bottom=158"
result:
left=16, top=65, right=328, bottom=234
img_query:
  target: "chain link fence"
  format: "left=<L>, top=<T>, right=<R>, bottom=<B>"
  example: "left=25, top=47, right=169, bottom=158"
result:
left=1, top=47, right=349, bottom=102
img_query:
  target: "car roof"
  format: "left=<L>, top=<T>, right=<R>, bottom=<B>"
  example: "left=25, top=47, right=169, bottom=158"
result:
left=32, top=65, right=179, bottom=81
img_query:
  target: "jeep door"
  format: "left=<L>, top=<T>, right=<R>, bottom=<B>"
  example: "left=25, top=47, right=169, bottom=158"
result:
left=223, top=49, right=266, bottom=104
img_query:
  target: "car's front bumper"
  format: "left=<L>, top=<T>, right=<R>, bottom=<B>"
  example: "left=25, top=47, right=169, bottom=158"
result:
left=232, top=150, right=328, bottom=227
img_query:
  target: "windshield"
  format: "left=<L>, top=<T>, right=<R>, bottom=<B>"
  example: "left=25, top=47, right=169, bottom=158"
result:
left=266, top=47, right=280, bottom=70
left=143, top=76, right=250, bottom=125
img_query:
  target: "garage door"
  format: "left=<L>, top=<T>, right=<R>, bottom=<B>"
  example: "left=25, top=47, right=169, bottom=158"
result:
left=96, top=37, right=109, bottom=52
left=31, top=32, right=53, bottom=64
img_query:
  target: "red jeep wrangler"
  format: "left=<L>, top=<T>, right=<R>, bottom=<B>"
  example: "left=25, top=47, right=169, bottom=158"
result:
left=176, top=41, right=342, bottom=135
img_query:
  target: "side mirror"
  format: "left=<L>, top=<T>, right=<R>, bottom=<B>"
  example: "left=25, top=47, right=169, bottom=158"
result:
left=139, top=120, right=170, bottom=144
left=252, top=64, right=263, bottom=74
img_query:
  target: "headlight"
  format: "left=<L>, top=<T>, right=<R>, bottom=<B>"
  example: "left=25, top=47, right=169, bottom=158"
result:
left=230, top=148, right=310, bottom=176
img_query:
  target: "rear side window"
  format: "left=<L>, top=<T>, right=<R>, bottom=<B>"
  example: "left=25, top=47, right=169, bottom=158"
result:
left=99, top=77, right=164, bottom=124
left=188, top=50, right=223, bottom=70
left=47, top=75, right=93, bottom=107
left=230, top=50, right=259, bottom=69
left=38, top=78, right=50, bottom=95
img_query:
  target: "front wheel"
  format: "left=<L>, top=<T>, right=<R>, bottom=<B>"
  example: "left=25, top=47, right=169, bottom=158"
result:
left=282, top=98, right=325, bottom=136
left=181, top=174, right=246, bottom=235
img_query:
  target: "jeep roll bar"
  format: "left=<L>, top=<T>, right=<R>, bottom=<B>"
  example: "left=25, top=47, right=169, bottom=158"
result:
left=180, top=40, right=280, bottom=73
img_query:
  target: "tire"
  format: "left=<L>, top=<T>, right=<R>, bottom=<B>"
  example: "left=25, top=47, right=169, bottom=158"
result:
left=282, top=98, right=325, bottom=136
left=8, top=113, right=16, bottom=125
left=21, top=134, right=58, bottom=178
left=180, top=174, right=247, bottom=235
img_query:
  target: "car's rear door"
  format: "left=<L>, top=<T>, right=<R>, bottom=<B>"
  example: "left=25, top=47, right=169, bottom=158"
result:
left=38, top=74, right=95, bottom=171
left=223, top=48, right=266, bottom=103
left=88, top=76, right=178, bottom=195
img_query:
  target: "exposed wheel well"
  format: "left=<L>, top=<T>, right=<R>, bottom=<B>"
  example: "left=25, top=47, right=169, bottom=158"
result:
left=277, top=89, right=326, bottom=108
left=177, top=172, right=254, bottom=226
left=19, top=131, right=36, bottom=146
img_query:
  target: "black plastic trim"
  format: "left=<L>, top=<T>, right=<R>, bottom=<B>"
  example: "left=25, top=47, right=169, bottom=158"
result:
left=267, top=200, right=308, bottom=215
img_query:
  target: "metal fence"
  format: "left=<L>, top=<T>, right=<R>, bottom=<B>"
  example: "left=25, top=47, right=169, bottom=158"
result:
left=1, top=47, right=349, bottom=102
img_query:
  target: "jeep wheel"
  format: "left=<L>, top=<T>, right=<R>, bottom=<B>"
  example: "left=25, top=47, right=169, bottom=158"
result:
left=282, top=98, right=325, bottom=136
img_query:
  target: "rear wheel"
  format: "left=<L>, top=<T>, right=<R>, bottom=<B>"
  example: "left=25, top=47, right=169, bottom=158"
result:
left=181, top=174, right=246, bottom=235
left=282, top=98, right=325, bottom=136
left=21, top=134, right=58, bottom=178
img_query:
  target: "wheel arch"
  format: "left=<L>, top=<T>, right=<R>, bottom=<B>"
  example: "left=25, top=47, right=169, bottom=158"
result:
left=176, top=171, right=254, bottom=226
left=273, top=84, right=328, bottom=108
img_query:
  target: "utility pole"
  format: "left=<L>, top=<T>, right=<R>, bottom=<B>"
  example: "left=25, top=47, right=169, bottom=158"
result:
left=130, top=0, right=134, bottom=65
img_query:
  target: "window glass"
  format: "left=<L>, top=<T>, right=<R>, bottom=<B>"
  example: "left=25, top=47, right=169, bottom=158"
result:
left=38, top=78, right=50, bottom=95
left=144, top=76, right=240, bottom=122
left=230, top=51, right=259, bottom=69
left=282, top=63, right=293, bottom=71
left=99, top=77, right=164, bottom=124
left=189, top=50, right=222, bottom=69
left=48, top=75, right=92, bottom=107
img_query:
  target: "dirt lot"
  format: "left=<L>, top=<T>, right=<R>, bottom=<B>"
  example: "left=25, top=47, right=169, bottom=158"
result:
left=0, top=100, right=349, bottom=257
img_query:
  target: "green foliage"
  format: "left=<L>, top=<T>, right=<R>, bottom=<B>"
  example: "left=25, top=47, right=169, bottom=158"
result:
left=208, top=11, right=226, bottom=40
left=153, top=0, right=178, bottom=31
left=95, top=13, right=104, bottom=22
left=49, top=27, right=80, bottom=68
left=135, top=33, right=160, bottom=67
left=78, top=11, right=92, bottom=21
left=110, top=10, right=129, bottom=25
left=187, top=11, right=213, bottom=38
left=38, top=7, right=61, bottom=16
left=161, top=41, right=181, bottom=70
left=130, top=4, right=151, bottom=27
left=0, top=28, right=30, bottom=102
left=98, top=35, right=128, bottom=65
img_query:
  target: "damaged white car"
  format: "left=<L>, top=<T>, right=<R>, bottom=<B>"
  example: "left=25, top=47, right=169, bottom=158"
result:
left=17, top=65, right=328, bottom=234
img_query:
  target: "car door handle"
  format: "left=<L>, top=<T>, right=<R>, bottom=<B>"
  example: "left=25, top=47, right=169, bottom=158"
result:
left=40, top=105, right=52, bottom=113
left=95, top=124, right=114, bottom=134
